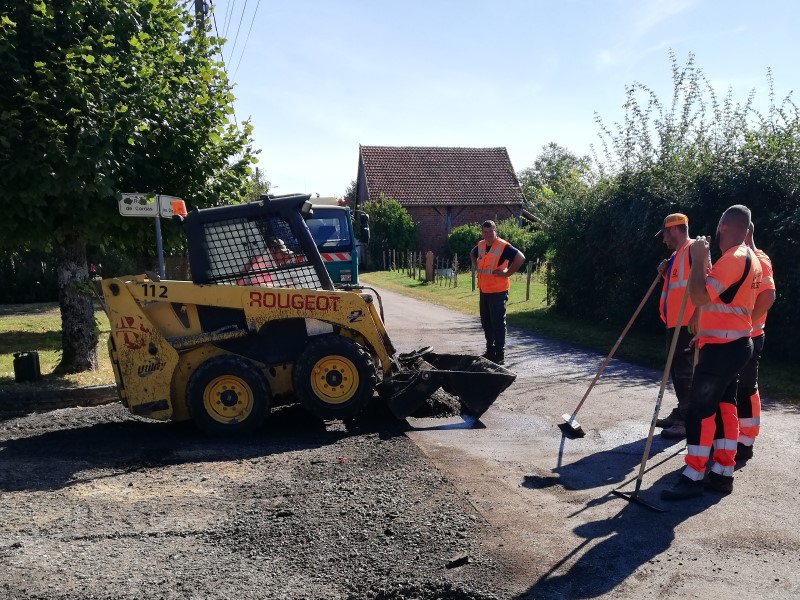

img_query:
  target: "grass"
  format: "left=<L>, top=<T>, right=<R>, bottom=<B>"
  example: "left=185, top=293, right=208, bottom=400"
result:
left=361, top=269, right=800, bottom=403
left=0, top=302, right=114, bottom=392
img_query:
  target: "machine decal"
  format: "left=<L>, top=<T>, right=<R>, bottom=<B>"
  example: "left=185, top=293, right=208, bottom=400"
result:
left=137, top=357, right=163, bottom=377
left=348, top=309, right=364, bottom=323
left=142, top=283, right=169, bottom=298
left=248, top=291, right=341, bottom=312
left=115, top=315, right=151, bottom=350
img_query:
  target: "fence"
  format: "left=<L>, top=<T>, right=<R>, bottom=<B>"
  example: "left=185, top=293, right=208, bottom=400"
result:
left=379, top=248, right=552, bottom=304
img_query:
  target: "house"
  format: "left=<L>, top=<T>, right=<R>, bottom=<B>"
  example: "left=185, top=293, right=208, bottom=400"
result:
left=355, top=145, right=525, bottom=256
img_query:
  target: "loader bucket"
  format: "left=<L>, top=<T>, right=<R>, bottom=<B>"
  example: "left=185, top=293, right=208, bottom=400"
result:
left=379, top=351, right=516, bottom=420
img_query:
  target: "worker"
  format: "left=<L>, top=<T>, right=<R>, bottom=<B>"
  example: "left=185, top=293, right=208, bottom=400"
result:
left=735, top=223, right=776, bottom=461
left=470, top=220, right=525, bottom=365
left=236, top=237, right=294, bottom=286
left=661, top=205, right=762, bottom=501
left=653, top=213, right=696, bottom=440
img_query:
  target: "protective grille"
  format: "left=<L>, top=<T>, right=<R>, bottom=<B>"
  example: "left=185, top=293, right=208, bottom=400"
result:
left=202, top=215, right=323, bottom=289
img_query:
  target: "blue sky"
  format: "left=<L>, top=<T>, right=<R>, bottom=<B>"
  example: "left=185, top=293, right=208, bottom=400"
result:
left=208, top=0, right=798, bottom=196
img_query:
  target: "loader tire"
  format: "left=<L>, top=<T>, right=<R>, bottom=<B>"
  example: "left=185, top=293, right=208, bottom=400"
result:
left=293, top=336, right=376, bottom=420
left=186, top=355, right=271, bottom=436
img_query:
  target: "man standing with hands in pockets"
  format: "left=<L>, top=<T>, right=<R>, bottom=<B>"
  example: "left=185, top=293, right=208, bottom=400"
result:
left=661, top=205, right=762, bottom=501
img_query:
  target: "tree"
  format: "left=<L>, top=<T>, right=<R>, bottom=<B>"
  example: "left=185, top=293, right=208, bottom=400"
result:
left=242, top=167, right=271, bottom=203
left=517, top=142, right=592, bottom=216
left=361, top=194, right=418, bottom=264
left=0, top=0, right=255, bottom=372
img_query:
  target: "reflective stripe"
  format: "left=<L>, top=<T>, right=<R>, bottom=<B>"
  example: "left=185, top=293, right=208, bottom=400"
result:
left=703, top=304, right=750, bottom=316
left=738, top=417, right=760, bottom=427
left=710, top=462, right=734, bottom=477
left=682, top=465, right=705, bottom=481
left=738, top=434, right=755, bottom=445
left=687, top=444, right=711, bottom=457
left=707, top=277, right=725, bottom=294
left=666, top=280, right=688, bottom=291
left=752, top=323, right=765, bottom=333
left=713, top=438, right=738, bottom=451
left=697, top=328, right=751, bottom=340
left=476, top=268, right=494, bottom=274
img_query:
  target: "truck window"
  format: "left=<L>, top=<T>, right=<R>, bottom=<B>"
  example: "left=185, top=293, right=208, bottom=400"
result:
left=308, top=209, right=352, bottom=251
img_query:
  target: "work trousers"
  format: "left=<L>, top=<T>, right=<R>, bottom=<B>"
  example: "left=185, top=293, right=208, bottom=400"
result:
left=665, top=326, right=694, bottom=420
left=736, top=333, right=765, bottom=447
left=683, top=336, right=753, bottom=481
left=479, top=291, right=509, bottom=352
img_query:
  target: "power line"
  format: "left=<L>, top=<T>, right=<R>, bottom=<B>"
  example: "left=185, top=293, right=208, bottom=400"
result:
left=221, top=0, right=236, bottom=41
left=226, top=0, right=248, bottom=72
left=232, top=0, right=261, bottom=79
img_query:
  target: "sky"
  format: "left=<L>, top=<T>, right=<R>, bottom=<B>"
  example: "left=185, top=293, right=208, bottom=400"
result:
left=206, top=0, right=799, bottom=197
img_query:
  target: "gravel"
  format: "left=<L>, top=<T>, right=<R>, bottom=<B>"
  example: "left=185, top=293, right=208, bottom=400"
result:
left=0, top=400, right=512, bottom=599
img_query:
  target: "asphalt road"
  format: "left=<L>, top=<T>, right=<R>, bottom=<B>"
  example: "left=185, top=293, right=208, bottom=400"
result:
left=373, top=283, right=800, bottom=599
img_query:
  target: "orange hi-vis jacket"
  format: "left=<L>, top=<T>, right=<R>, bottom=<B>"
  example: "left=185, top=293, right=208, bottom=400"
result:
left=659, top=239, right=695, bottom=328
left=476, top=237, right=511, bottom=293
left=751, top=248, right=775, bottom=337
left=697, top=244, right=762, bottom=349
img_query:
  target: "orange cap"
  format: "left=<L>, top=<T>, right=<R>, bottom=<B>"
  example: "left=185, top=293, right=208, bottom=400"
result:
left=655, top=213, right=688, bottom=237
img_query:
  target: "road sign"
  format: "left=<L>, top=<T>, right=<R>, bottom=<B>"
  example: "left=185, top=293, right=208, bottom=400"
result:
left=158, top=195, right=185, bottom=218
left=119, top=193, right=159, bottom=217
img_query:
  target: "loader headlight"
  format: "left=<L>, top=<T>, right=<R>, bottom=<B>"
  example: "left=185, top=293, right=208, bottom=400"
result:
left=362, top=294, right=373, bottom=304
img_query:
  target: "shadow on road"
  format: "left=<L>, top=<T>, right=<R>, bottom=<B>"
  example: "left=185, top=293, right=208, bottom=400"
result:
left=516, top=469, right=723, bottom=599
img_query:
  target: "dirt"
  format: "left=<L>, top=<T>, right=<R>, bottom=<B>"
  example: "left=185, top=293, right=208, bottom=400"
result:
left=0, top=401, right=510, bottom=600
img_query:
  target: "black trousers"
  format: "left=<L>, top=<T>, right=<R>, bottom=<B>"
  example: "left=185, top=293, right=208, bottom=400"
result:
left=665, top=326, right=694, bottom=420
left=479, top=291, right=508, bottom=352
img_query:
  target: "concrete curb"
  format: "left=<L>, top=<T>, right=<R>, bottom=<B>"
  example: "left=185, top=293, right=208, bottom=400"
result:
left=0, top=385, right=119, bottom=419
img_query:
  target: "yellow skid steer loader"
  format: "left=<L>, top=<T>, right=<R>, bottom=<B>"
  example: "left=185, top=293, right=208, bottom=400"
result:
left=101, top=194, right=515, bottom=434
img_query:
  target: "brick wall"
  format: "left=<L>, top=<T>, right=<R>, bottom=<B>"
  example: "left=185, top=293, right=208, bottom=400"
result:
left=409, top=204, right=520, bottom=255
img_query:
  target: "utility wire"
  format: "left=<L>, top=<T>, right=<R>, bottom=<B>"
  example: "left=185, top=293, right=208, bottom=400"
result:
left=232, top=0, right=261, bottom=79
left=226, top=0, right=248, bottom=72
left=208, top=0, right=239, bottom=127
left=221, top=0, right=236, bottom=41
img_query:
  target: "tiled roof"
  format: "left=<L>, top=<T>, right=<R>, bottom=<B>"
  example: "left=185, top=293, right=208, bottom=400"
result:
left=359, top=146, right=524, bottom=206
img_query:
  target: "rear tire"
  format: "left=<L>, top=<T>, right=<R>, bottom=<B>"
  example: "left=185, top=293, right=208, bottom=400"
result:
left=186, top=355, right=271, bottom=435
left=293, top=336, right=376, bottom=420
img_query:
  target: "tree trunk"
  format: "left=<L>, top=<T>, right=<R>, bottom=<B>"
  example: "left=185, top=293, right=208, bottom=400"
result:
left=54, top=234, right=98, bottom=374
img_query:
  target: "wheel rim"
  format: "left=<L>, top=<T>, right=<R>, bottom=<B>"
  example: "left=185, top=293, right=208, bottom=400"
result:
left=310, top=355, right=359, bottom=404
left=203, top=375, right=254, bottom=423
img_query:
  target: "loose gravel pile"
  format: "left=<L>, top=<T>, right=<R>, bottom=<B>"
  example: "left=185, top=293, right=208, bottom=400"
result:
left=0, top=400, right=512, bottom=599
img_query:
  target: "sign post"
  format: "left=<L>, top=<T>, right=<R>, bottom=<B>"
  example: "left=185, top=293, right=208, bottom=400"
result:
left=119, top=193, right=187, bottom=279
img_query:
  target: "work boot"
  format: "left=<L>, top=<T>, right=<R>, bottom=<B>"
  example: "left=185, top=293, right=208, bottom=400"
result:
left=660, top=420, right=686, bottom=440
left=736, top=442, right=754, bottom=462
left=655, top=407, right=681, bottom=428
left=705, top=471, right=734, bottom=494
left=494, top=350, right=505, bottom=365
left=661, top=475, right=704, bottom=501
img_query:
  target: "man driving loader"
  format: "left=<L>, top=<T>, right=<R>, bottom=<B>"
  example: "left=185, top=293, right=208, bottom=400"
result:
left=236, top=237, right=295, bottom=286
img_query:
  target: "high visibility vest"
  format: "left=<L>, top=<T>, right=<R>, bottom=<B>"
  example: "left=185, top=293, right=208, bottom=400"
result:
left=751, top=248, right=775, bottom=337
left=697, top=244, right=762, bottom=348
left=476, top=237, right=511, bottom=293
left=659, top=239, right=694, bottom=328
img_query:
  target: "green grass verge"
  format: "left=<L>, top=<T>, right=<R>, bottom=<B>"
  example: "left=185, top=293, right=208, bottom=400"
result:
left=0, top=302, right=114, bottom=392
left=361, top=269, right=799, bottom=403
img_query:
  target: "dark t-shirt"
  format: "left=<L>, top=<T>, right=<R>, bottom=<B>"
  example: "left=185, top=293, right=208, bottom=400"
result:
left=471, top=242, right=521, bottom=265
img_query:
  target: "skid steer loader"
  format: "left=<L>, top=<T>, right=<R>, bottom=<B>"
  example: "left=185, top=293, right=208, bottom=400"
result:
left=100, top=193, right=515, bottom=434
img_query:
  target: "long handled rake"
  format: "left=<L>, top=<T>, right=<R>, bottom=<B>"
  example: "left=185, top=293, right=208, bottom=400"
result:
left=559, top=273, right=662, bottom=438
left=610, top=282, right=692, bottom=511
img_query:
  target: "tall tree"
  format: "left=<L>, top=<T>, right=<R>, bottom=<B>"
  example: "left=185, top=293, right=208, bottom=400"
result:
left=0, top=0, right=255, bottom=373
left=517, top=142, right=592, bottom=215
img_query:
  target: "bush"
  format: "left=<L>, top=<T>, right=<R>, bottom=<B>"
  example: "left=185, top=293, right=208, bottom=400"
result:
left=362, top=194, right=418, bottom=265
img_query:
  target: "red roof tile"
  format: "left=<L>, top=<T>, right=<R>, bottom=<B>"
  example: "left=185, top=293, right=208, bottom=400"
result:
left=359, top=146, right=524, bottom=206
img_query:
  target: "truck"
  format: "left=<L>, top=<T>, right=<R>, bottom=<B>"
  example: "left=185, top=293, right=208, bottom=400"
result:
left=306, top=197, right=369, bottom=286
left=100, top=193, right=515, bottom=435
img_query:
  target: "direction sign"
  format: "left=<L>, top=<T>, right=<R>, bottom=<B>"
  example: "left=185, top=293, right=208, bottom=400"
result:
left=119, top=193, right=159, bottom=217
left=158, top=195, right=184, bottom=218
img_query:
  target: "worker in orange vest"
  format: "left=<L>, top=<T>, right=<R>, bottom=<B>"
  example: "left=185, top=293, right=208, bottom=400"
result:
left=735, top=223, right=776, bottom=461
left=653, top=213, right=696, bottom=440
left=470, top=220, right=525, bottom=364
left=661, top=205, right=762, bottom=501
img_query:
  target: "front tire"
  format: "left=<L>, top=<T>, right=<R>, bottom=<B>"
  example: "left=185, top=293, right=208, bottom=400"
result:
left=293, top=336, right=376, bottom=420
left=186, top=355, right=271, bottom=435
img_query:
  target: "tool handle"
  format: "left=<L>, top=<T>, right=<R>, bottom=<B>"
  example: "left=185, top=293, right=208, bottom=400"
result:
left=633, top=280, right=692, bottom=493
left=567, top=272, right=661, bottom=422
